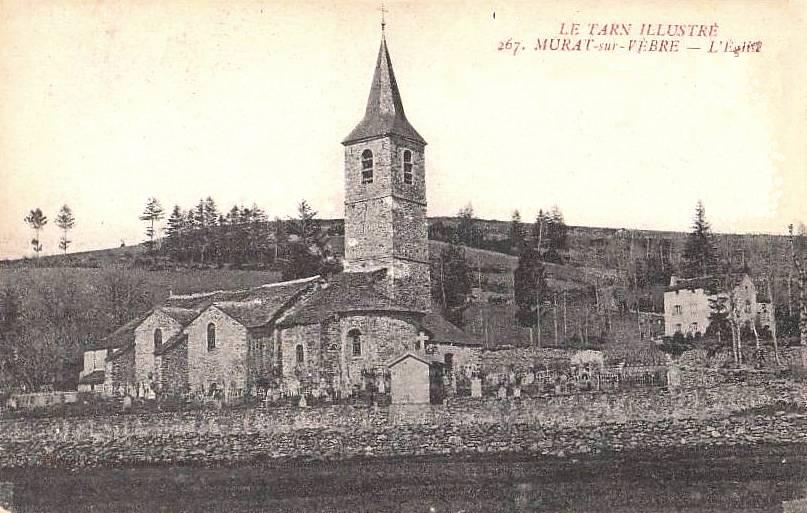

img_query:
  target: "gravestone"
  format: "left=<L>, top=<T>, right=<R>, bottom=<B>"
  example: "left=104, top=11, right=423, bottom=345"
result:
left=666, top=364, right=682, bottom=390
left=298, top=395, right=308, bottom=408
left=497, top=385, right=507, bottom=400
left=122, top=395, right=133, bottom=412
left=470, top=377, right=483, bottom=398
left=513, top=386, right=522, bottom=399
left=0, top=481, right=13, bottom=512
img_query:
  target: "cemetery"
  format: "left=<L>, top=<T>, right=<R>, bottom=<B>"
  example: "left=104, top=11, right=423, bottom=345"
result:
left=1, top=345, right=806, bottom=470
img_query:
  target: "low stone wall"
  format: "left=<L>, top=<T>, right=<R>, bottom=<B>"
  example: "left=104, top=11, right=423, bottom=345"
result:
left=6, top=392, right=78, bottom=410
left=1, top=381, right=806, bottom=469
left=481, top=346, right=668, bottom=376
left=481, top=347, right=575, bottom=374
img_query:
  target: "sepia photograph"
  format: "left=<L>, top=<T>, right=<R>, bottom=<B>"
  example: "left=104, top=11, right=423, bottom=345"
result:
left=1, top=0, right=806, bottom=511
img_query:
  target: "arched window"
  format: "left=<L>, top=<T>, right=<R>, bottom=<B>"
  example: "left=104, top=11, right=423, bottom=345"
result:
left=361, top=149, right=374, bottom=184
left=153, top=328, right=162, bottom=352
left=296, top=344, right=304, bottom=363
left=207, top=323, right=216, bottom=351
left=349, top=329, right=362, bottom=357
left=402, top=150, right=413, bottom=185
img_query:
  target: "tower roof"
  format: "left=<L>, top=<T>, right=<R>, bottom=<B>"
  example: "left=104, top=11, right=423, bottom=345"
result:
left=343, top=35, right=426, bottom=146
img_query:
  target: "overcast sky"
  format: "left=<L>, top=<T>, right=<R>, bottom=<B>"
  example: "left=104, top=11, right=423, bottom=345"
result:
left=1, top=0, right=805, bottom=259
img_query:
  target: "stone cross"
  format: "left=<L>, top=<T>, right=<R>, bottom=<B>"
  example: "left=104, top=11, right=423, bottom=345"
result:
left=416, top=331, right=429, bottom=350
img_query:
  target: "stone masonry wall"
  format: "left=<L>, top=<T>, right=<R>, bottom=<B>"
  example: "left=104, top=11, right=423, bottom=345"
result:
left=338, top=313, right=420, bottom=388
left=343, top=135, right=429, bottom=311
left=3, top=380, right=807, bottom=470
left=481, top=348, right=576, bottom=375
left=160, top=338, right=188, bottom=396
left=246, top=326, right=274, bottom=388
left=134, top=311, right=182, bottom=385
left=186, top=307, right=248, bottom=396
left=109, top=348, right=135, bottom=389
left=278, top=323, right=321, bottom=388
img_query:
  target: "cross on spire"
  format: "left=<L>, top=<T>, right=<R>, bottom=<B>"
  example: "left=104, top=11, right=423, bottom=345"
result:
left=380, top=1, right=387, bottom=33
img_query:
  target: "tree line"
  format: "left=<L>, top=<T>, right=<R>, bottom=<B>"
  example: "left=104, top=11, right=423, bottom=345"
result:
left=139, top=197, right=341, bottom=280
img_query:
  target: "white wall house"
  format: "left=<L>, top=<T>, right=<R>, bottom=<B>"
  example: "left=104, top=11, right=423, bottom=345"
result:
left=663, top=274, right=773, bottom=337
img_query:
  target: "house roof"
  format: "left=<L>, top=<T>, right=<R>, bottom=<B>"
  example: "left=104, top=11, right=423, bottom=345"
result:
left=666, top=273, right=758, bottom=294
left=158, top=307, right=199, bottom=325
left=78, top=370, right=105, bottom=385
left=107, top=343, right=135, bottom=361
left=342, top=35, right=425, bottom=146
left=278, top=271, right=421, bottom=326
left=92, top=312, right=153, bottom=351
left=164, top=276, right=318, bottom=311
left=420, top=312, right=481, bottom=347
left=91, top=307, right=195, bottom=352
left=666, top=276, right=718, bottom=293
left=203, top=278, right=318, bottom=328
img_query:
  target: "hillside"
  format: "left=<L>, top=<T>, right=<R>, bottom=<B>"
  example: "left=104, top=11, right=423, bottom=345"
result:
left=3, top=217, right=799, bottom=354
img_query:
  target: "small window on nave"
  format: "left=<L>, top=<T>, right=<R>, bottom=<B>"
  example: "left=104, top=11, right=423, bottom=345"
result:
left=207, top=323, right=216, bottom=351
left=296, top=344, right=305, bottom=363
left=154, top=328, right=162, bottom=352
left=361, top=149, right=374, bottom=184
left=402, top=150, right=413, bottom=185
left=349, top=329, right=362, bottom=357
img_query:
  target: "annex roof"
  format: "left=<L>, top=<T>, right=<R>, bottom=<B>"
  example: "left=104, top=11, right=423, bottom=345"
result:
left=91, top=311, right=153, bottom=351
left=387, top=352, right=443, bottom=368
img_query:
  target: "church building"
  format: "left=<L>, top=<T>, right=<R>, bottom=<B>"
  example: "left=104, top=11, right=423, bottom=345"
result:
left=80, top=28, right=481, bottom=402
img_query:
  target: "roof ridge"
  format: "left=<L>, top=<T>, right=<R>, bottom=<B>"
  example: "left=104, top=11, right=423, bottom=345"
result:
left=168, top=275, right=320, bottom=299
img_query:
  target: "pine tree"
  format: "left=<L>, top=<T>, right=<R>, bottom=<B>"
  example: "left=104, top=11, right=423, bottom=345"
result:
left=532, top=209, right=547, bottom=255
left=788, top=224, right=807, bottom=349
left=283, top=200, right=323, bottom=280
left=681, top=201, right=718, bottom=279
left=456, top=203, right=479, bottom=247
left=273, top=216, right=287, bottom=262
left=514, top=242, right=549, bottom=345
left=545, top=205, right=568, bottom=263
left=289, top=200, right=320, bottom=245
left=139, top=197, right=165, bottom=252
left=509, top=210, right=525, bottom=253
left=54, top=205, right=76, bottom=255
left=24, top=208, right=48, bottom=258
left=431, top=236, right=472, bottom=326
left=165, top=205, right=186, bottom=260
left=706, top=295, right=731, bottom=349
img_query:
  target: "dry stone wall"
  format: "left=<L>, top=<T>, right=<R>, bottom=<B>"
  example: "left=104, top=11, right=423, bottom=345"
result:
left=2, top=380, right=806, bottom=470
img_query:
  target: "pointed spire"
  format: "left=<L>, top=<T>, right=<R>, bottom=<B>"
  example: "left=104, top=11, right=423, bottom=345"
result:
left=343, top=32, right=425, bottom=146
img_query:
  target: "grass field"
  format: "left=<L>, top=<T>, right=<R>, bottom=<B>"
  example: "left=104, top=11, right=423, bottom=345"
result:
left=5, top=446, right=807, bottom=512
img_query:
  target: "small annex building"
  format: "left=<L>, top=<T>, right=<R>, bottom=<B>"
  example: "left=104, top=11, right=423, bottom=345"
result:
left=388, top=352, right=444, bottom=404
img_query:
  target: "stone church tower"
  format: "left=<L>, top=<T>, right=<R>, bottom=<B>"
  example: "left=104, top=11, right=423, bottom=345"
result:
left=342, top=31, right=430, bottom=312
